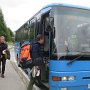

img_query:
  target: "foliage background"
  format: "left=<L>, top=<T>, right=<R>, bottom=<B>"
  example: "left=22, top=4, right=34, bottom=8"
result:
left=0, top=8, right=14, bottom=42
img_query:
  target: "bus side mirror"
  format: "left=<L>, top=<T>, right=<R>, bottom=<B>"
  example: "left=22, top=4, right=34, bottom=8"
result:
left=45, top=17, right=54, bottom=32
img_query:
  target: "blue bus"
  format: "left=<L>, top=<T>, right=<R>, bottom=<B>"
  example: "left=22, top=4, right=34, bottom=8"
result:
left=15, top=3, right=90, bottom=90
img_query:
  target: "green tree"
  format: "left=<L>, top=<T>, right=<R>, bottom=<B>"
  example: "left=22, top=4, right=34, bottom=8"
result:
left=7, top=28, right=14, bottom=42
left=0, top=8, right=13, bottom=41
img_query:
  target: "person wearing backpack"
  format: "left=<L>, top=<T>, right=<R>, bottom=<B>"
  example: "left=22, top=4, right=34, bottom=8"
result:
left=27, top=34, right=44, bottom=90
left=0, top=36, right=9, bottom=78
left=19, top=42, right=32, bottom=78
left=19, top=42, right=32, bottom=69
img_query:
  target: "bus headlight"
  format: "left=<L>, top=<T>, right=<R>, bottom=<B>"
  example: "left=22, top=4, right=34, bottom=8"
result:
left=52, top=76, right=75, bottom=81
left=61, top=76, right=68, bottom=81
left=68, top=76, right=75, bottom=81
left=61, top=88, right=67, bottom=90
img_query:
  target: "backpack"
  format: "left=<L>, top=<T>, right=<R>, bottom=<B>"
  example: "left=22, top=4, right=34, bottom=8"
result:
left=19, top=43, right=32, bottom=68
left=5, top=49, right=10, bottom=60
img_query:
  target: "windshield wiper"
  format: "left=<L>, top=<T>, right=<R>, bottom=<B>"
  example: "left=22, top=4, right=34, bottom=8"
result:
left=67, top=54, right=83, bottom=65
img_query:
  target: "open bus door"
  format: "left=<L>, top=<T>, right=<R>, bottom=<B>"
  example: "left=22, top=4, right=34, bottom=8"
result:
left=40, top=31, right=52, bottom=89
left=38, top=12, right=54, bottom=89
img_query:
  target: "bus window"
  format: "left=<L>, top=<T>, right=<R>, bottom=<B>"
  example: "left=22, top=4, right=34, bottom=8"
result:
left=16, top=29, right=23, bottom=44
left=36, top=19, right=40, bottom=35
left=29, top=18, right=36, bottom=42
left=30, top=26, right=34, bottom=42
left=23, top=29, right=28, bottom=40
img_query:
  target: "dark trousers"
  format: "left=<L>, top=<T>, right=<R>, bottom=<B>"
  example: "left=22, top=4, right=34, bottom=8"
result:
left=27, top=72, right=35, bottom=90
left=27, top=72, right=40, bottom=90
left=27, top=66, right=41, bottom=90
left=27, top=66, right=34, bottom=90
left=0, top=57, right=6, bottom=74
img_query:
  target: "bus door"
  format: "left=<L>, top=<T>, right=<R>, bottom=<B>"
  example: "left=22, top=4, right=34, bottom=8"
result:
left=41, top=13, right=52, bottom=85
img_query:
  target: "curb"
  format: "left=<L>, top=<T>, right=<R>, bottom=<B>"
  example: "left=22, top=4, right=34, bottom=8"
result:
left=10, top=61, right=40, bottom=90
left=10, top=61, right=30, bottom=88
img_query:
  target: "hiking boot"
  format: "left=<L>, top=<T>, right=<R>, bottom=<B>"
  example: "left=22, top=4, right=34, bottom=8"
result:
left=1, top=74, right=5, bottom=78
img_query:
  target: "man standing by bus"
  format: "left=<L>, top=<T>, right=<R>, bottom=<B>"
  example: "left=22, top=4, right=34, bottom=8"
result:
left=0, top=36, right=8, bottom=78
left=27, top=34, right=44, bottom=90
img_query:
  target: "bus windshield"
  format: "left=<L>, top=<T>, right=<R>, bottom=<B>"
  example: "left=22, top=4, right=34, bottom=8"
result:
left=53, top=6, right=90, bottom=58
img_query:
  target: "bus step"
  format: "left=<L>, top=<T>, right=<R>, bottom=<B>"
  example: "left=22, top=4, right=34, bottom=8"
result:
left=35, top=81, right=49, bottom=90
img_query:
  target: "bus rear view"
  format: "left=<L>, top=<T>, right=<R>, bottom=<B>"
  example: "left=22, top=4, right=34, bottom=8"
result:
left=49, top=4, right=90, bottom=90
